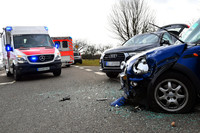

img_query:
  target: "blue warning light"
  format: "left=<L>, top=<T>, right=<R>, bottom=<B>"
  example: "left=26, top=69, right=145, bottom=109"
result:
left=31, top=56, right=37, bottom=61
left=55, top=42, right=60, bottom=49
left=5, top=44, right=12, bottom=51
left=44, top=26, right=48, bottom=31
left=6, top=26, right=12, bottom=32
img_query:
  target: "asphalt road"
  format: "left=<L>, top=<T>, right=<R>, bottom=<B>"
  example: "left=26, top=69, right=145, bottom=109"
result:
left=0, top=65, right=200, bottom=133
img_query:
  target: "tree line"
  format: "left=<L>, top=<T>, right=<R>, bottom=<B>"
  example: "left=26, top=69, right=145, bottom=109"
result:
left=73, top=40, right=112, bottom=59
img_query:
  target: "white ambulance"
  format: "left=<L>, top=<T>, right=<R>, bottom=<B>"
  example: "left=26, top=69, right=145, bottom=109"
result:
left=0, top=26, right=62, bottom=80
left=51, top=37, right=74, bottom=67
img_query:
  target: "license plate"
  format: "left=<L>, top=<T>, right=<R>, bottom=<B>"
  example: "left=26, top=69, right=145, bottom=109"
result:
left=37, top=67, right=50, bottom=71
left=105, top=61, right=120, bottom=66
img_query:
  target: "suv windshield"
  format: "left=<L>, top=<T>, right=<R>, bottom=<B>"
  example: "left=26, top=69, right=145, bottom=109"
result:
left=180, top=19, right=200, bottom=44
left=13, top=34, right=54, bottom=49
left=124, top=33, right=159, bottom=46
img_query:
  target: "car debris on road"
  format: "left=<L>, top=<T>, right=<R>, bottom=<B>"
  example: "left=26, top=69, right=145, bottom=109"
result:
left=59, top=95, right=70, bottom=102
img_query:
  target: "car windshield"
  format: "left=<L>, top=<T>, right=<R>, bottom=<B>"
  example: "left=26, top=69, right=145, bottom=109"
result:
left=178, top=19, right=200, bottom=45
left=123, top=33, right=159, bottom=46
left=13, top=34, right=54, bottom=49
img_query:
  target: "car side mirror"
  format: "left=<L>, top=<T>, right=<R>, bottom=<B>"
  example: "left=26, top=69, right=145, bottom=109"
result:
left=161, top=40, right=170, bottom=46
left=5, top=44, right=13, bottom=51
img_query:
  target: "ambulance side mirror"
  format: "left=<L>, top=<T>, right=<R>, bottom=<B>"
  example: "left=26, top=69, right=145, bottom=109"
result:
left=5, top=44, right=13, bottom=52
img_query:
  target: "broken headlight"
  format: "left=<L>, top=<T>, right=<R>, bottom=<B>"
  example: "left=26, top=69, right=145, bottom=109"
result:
left=133, top=57, right=149, bottom=74
left=120, top=61, right=126, bottom=70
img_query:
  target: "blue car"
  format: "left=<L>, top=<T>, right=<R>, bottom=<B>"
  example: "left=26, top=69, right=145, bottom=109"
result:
left=120, top=19, right=200, bottom=113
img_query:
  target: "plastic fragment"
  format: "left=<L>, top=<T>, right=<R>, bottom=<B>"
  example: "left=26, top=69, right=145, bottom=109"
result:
left=110, top=96, right=126, bottom=107
left=59, top=95, right=70, bottom=102
left=96, top=98, right=108, bottom=101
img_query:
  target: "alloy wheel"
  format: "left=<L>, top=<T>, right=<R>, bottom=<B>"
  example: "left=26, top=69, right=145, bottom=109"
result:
left=154, top=79, right=189, bottom=112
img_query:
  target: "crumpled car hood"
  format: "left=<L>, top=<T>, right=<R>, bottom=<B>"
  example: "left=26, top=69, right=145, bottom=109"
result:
left=126, top=44, right=187, bottom=74
left=104, top=44, right=157, bottom=54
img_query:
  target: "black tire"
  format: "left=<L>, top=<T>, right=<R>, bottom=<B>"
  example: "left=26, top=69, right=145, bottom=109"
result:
left=66, top=65, right=70, bottom=67
left=6, top=71, right=12, bottom=77
left=106, top=72, right=119, bottom=78
left=80, top=60, right=82, bottom=64
left=13, top=67, right=21, bottom=81
left=149, top=72, right=196, bottom=113
left=53, top=69, right=61, bottom=76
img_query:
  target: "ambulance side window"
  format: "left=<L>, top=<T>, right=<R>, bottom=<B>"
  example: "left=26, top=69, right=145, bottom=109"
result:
left=62, top=41, right=68, bottom=48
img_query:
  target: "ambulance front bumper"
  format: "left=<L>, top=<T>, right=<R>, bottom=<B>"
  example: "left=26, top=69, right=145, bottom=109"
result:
left=15, top=60, right=61, bottom=75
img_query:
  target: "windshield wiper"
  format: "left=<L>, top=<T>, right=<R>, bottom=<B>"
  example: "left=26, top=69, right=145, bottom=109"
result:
left=149, top=23, right=185, bottom=44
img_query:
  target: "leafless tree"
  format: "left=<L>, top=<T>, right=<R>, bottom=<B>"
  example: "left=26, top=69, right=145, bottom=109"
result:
left=98, top=45, right=112, bottom=53
left=73, top=39, right=88, bottom=51
left=109, top=0, right=156, bottom=43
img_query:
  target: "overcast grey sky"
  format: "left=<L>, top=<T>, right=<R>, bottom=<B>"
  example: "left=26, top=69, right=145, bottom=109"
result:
left=0, top=0, right=199, bottom=47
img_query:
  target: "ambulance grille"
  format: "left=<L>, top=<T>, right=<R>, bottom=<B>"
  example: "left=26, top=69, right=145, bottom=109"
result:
left=28, top=55, right=54, bottom=63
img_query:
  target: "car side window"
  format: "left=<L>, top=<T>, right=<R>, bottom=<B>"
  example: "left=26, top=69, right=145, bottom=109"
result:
left=162, top=32, right=173, bottom=44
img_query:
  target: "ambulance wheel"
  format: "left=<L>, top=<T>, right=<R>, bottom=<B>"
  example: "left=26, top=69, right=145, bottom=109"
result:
left=6, top=71, right=12, bottom=77
left=13, top=67, right=21, bottom=81
left=53, top=69, right=61, bottom=76
left=66, top=65, right=70, bottom=67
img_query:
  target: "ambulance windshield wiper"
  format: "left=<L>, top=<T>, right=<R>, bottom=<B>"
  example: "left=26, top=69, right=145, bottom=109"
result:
left=149, top=23, right=185, bottom=44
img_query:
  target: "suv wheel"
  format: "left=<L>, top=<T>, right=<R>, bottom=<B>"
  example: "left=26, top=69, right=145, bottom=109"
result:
left=149, top=72, right=196, bottom=113
left=53, top=68, right=61, bottom=76
left=106, top=72, right=119, bottom=78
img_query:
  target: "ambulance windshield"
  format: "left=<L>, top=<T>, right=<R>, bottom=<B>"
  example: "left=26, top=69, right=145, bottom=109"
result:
left=13, top=34, right=54, bottom=49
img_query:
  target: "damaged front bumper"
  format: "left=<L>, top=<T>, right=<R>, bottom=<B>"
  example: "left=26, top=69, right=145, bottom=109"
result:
left=120, top=72, right=150, bottom=103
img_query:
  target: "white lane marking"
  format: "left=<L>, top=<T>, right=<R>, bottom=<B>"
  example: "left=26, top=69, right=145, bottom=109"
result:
left=0, top=81, right=15, bottom=86
left=79, top=67, right=84, bottom=69
left=74, top=66, right=79, bottom=68
left=85, top=69, right=93, bottom=72
left=0, top=73, right=6, bottom=76
left=94, top=72, right=106, bottom=76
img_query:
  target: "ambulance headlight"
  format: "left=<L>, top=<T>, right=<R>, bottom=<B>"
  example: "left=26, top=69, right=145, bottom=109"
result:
left=55, top=52, right=61, bottom=60
left=133, top=57, right=149, bottom=74
left=17, top=55, right=27, bottom=63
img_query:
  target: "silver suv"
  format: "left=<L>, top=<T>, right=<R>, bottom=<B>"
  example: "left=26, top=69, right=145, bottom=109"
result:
left=74, top=51, right=82, bottom=64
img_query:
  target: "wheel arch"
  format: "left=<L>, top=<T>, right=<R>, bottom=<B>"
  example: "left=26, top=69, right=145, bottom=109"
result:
left=147, top=63, right=200, bottom=98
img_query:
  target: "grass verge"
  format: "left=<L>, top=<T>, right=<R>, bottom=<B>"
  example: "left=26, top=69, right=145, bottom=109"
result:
left=76, top=59, right=100, bottom=66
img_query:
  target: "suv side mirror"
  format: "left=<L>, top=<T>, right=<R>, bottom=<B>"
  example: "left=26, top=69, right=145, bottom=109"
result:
left=161, top=40, right=170, bottom=45
left=5, top=44, right=13, bottom=51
